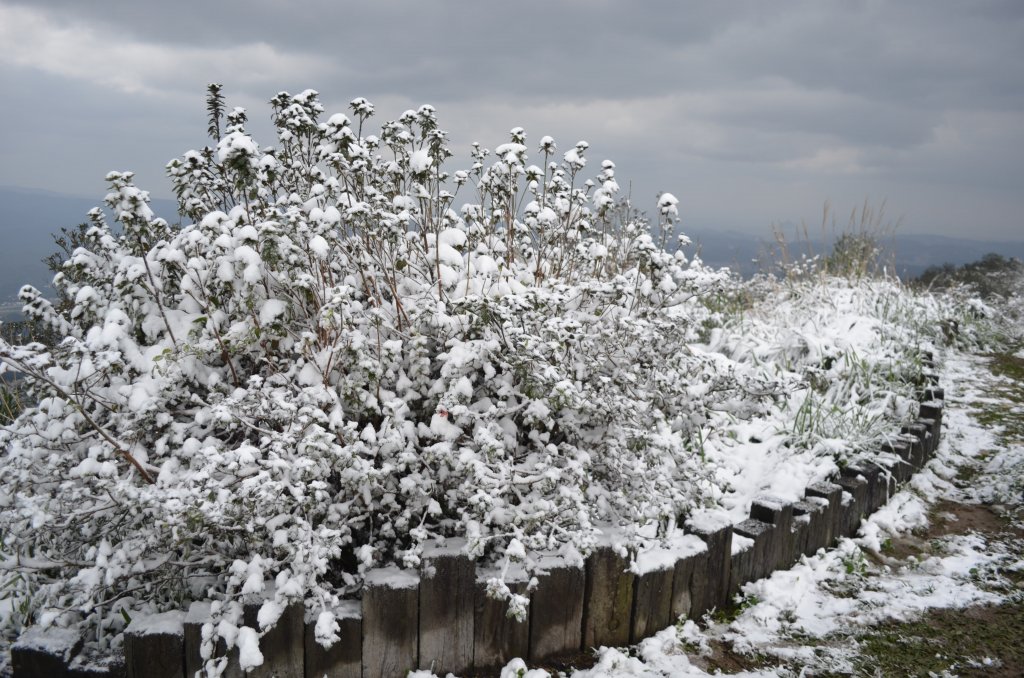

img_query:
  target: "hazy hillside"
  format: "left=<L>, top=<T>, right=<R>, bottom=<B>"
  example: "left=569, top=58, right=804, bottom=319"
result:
left=687, top=225, right=1024, bottom=280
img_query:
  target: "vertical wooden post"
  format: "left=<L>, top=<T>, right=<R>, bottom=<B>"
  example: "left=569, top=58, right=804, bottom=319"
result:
left=685, top=514, right=733, bottom=614
left=750, top=497, right=795, bottom=569
left=11, top=626, right=82, bottom=678
left=124, top=611, right=186, bottom=678
left=362, top=568, right=420, bottom=678
left=805, top=481, right=842, bottom=547
left=419, top=540, right=475, bottom=676
left=837, top=475, right=869, bottom=537
left=528, top=555, right=585, bottom=661
left=582, top=546, right=634, bottom=649
left=669, top=536, right=708, bottom=621
left=727, top=535, right=754, bottom=598
left=629, top=547, right=675, bottom=643
left=732, top=519, right=774, bottom=582
left=473, top=567, right=530, bottom=672
left=793, top=499, right=827, bottom=557
left=304, top=600, right=361, bottom=678
left=241, top=599, right=304, bottom=678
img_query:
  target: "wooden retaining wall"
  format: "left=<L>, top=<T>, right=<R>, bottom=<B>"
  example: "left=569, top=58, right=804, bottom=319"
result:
left=8, top=381, right=945, bottom=678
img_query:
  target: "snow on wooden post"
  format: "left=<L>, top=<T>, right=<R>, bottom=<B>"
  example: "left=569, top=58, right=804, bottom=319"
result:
left=629, top=546, right=675, bottom=644
left=582, top=545, right=635, bottom=649
left=418, top=540, right=475, bottom=676
left=123, top=611, right=186, bottom=678
left=804, top=481, right=842, bottom=549
left=304, top=601, right=361, bottom=678
left=473, top=568, right=530, bottom=672
left=11, top=626, right=83, bottom=678
left=241, top=599, right=304, bottom=678
left=750, top=496, right=795, bottom=569
left=793, top=498, right=827, bottom=557
left=686, top=514, right=733, bottom=615
left=361, top=567, right=420, bottom=678
left=732, top=519, right=774, bottom=582
left=669, top=536, right=708, bottom=621
left=528, top=554, right=585, bottom=662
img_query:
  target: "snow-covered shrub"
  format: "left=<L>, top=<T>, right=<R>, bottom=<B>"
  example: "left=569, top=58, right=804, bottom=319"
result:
left=0, top=89, right=774, bottom=657
left=709, top=276, right=940, bottom=465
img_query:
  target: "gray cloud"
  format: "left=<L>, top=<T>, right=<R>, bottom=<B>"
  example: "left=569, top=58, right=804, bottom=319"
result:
left=0, top=0, right=1022, bottom=240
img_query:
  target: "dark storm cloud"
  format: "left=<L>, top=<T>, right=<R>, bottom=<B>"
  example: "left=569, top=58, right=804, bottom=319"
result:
left=0, top=0, right=1022, bottom=238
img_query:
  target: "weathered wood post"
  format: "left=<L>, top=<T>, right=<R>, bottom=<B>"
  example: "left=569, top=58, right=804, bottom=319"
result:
left=629, top=548, right=675, bottom=643
left=727, top=534, right=754, bottom=598
left=361, top=567, right=420, bottom=678
left=582, top=545, right=634, bottom=649
left=750, top=496, right=795, bottom=569
left=243, top=599, right=304, bottom=678
left=920, top=402, right=943, bottom=439
left=836, top=474, right=869, bottom=537
left=419, top=540, right=475, bottom=676
left=473, top=567, right=530, bottom=672
left=528, top=554, right=585, bottom=662
left=669, top=536, right=708, bottom=621
left=901, top=423, right=928, bottom=470
left=304, top=601, right=361, bottom=678
left=882, top=439, right=912, bottom=485
left=124, top=611, right=186, bottom=678
left=842, top=462, right=883, bottom=514
left=917, top=416, right=938, bottom=457
left=804, top=481, right=842, bottom=548
left=792, top=498, right=827, bottom=557
left=732, top=519, right=774, bottom=582
left=685, top=514, right=733, bottom=615
left=11, top=626, right=83, bottom=678
left=182, top=602, right=244, bottom=678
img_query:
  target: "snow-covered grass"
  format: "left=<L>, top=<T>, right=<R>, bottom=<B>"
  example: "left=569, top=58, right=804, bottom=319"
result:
left=0, top=87, right=1018, bottom=673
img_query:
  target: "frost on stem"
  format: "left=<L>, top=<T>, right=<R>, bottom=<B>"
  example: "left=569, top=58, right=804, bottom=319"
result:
left=0, top=87, right=776, bottom=648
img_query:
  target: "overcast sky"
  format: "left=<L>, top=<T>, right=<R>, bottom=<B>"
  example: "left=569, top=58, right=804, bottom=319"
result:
left=1, top=0, right=1022, bottom=240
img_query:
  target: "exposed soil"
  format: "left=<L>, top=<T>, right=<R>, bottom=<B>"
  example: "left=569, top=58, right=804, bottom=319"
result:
left=852, top=495, right=1024, bottom=676
left=852, top=601, right=1024, bottom=677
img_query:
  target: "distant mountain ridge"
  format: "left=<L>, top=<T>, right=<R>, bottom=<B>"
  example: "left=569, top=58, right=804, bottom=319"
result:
left=684, top=226, right=1024, bottom=280
left=2, top=185, right=1022, bottom=318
